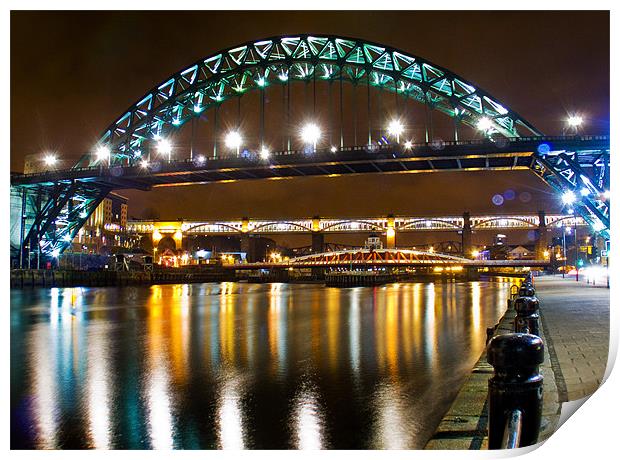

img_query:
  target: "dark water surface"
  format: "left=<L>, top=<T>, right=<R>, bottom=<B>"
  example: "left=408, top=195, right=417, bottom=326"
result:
left=11, top=280, right=511, bottom=449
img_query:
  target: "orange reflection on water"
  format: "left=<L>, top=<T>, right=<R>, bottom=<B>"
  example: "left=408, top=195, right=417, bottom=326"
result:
left=145, top=285, right=175, bottom=449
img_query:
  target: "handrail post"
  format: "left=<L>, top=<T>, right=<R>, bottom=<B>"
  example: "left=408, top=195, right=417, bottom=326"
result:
left=487, top=333, right=544, bottom=449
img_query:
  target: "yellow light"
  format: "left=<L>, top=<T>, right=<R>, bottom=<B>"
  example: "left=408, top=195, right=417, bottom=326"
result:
left=152, top=229, right=162, bottom=243
left=428, top=246, right=434, bottom=253
left=174, top=230, right=182, bottom=240
left=386, top=228, right=395, bottom=238
left=543, top=250, right=550, bottom=258
left=472, top=250, right=480, bottom=258
left=433, top=267, right=443, bottom=272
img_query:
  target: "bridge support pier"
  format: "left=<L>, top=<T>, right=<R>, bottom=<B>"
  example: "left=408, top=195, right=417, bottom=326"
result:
left=386, top=214, right=396, bottom=249
left=462, top=212, right=472, bottom=257
left=535, top=211, right=548, bottom=260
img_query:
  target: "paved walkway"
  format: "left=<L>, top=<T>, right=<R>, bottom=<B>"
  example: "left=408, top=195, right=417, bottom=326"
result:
left=535, top=275, right=610, bottom=402
left=425, top=275, right=609, bottom=449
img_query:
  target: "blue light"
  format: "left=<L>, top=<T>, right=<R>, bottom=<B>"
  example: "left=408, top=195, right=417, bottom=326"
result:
left=537, top=143, right=551, bottom=154
left=193, top=105, right=202, bottom=113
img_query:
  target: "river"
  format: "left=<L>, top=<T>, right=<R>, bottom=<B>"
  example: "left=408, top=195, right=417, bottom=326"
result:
left=10, top=279, right=511, bottom=449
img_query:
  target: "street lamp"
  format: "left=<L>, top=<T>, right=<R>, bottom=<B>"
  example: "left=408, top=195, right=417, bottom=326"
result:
left=301, top=123, right=321, bottom=152
left=564, top=115, right=584, bottom=135
left=156, top=138, right=172, bottom=162
left=225, top=130, right=243, bottom=156
left=562, top=190, right=576, bottom=206
left=260, top=146, right=270, bottom=160
left=95, top=145, right=111, bottom=165
left=43, top=153, right=57, bottom=167
left=476, top=117, right=493, bottom=133
left=387, top=119, right=404, bottom=143
left=567, top=115, right=583, bottom=128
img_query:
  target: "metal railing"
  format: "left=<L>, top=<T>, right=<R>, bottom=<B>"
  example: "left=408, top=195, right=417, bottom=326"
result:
left=487, top=273, right=544, bottom=449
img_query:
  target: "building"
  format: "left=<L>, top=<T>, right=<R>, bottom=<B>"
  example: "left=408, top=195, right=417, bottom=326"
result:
left=71, top=193, right=136, bottom=254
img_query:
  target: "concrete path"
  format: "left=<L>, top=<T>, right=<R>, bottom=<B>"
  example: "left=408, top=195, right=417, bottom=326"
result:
left=535, top=275, right=610, bottom=402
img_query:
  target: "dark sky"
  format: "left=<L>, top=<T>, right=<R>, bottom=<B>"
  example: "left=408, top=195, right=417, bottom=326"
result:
left=10, top=11, right=610, bottom=220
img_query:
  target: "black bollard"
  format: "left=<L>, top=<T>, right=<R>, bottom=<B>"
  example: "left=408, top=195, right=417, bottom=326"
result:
left=513, top=296, right=540, bottom=336
left=518, top=285, right=536, bottom=298
left=487, top=333, right=544, bottom=449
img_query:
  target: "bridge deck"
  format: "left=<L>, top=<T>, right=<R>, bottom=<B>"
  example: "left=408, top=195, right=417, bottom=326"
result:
left=11, top=136, right=608, bottom=191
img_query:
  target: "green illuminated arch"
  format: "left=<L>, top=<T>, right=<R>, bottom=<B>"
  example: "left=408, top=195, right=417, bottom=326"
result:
left=92, top=34, right=541, bottom=166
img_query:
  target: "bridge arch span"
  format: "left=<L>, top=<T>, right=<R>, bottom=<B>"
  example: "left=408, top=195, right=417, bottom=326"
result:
left=88, top=34, right=541, bottom=166
left=322, top=219, right=385, bottom=232
left=250, top=221, right=314, bottom=233
left=472, top=216, right=538, bottom=230
left=399, top=218, right=461, bottom=231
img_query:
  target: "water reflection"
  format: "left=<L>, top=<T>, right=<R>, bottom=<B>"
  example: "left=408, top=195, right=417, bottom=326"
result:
left=217, top=371, right=246, bottom=449
left=12, top=279, right=513, bottom=449
left=292, top=381, right=324, bottom=449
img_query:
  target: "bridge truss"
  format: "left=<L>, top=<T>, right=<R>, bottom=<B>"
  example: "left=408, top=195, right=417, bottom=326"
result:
left=229, top=249, right=549, bottom=269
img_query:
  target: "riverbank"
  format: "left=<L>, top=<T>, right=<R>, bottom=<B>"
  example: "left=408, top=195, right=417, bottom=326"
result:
left=10, top=268, right=233, bottom=288
left=424, top=274, right=609, bottom=449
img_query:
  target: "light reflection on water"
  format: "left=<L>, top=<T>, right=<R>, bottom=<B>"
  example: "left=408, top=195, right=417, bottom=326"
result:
left=11, top=280, right=512, bottom=449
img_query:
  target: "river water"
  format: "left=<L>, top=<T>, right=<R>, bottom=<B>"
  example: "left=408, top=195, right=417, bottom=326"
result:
left=11, top=280, right=511, bottom=449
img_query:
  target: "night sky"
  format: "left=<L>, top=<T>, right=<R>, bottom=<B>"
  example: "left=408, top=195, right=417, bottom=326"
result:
left=10, top=11, right=610, bottom=225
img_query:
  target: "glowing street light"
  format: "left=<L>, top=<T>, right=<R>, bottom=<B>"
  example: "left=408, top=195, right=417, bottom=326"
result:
left=43, top=153, right=57, bottom=167
left=156, top=138, right=172, bottom=161
left=330, top=146, right=337, bottom=153
left=260, top=146, right=270, bottom=160
left=387, top=119, right=404, bottom=143
left=567, top=115, right=583, bottom=128
left=562, top=190, right=577, bottom=205
left=95, top=145, right=111, bottom=164
left=300, top=123, right=321, bottom=151
left=404, top=140, right=413, bottom=150
left=472, top=250, right=480, bottom=259
left=476, top=117, right=493, bottom=133
left=140, top=160, right=149, bottom=168
left=225, top=130, right=243, bottom=155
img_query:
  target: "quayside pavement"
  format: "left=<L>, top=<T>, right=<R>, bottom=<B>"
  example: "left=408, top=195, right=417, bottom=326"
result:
left=425, top=274, right=610, bottom=449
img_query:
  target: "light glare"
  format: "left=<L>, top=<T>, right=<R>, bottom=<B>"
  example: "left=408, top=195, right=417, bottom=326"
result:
left=225, top=131, right=243, bottom=150
left=567, top=115, right=583, bottom=127
left=562, top=190, right=576, bottom=205
left=301, top=123, right=321, bottom=147
left=476, top=117, right=493, bottom=132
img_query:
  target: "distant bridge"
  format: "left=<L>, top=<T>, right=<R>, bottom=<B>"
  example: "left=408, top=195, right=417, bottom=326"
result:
left=223, top=249, right=549, bottom=270
left=129, top=212, right=586, bottom=236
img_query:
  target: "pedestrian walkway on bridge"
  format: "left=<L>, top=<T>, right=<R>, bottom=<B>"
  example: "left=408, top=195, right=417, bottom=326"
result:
left=425, top=274, right=610, bottom=449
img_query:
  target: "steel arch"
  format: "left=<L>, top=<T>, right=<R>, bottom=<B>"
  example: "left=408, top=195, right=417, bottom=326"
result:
left=86, top=34, right=541, bottom=167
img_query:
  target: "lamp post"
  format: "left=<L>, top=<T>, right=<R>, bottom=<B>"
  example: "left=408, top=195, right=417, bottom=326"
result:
left=562, top=224, right=567, bottom=279
left=574, top=211, right=579, bottom=282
